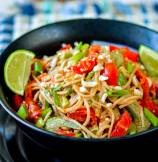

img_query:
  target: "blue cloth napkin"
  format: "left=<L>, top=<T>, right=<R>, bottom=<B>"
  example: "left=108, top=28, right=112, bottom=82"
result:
left=0, top=0, right=158, bottom=53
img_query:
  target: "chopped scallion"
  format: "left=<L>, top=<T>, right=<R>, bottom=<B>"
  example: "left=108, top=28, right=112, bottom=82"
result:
left=65, top=87, right=73, bottom=96
left=42, top=107, right=52, bottom=118
left=76, top=133, right=83, bottom=137
left=118, top=72, right=127, bottom=86
left=128, top=123, right=136, bottom=135
left=35, top=117, right=45, bottom=128
left=34, top=61, right=43, bottom=74
left=17, top=104, right=28, bottom=119
left=126, top=62, right=134, bottom=74
left=86, top=71, right=95, bottom=81
left=62, top=96, right=69, bottom=108
left=52, top=91, right=61, bottom=107
left=144, top=108, right=158, bottom=127
left=70, top=52, right=86, bottom=65
left=107, top=89, right=129, bottom=97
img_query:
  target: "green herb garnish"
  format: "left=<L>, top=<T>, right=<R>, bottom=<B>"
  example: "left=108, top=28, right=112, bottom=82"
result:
left=107, top=89, right=129, bottom=97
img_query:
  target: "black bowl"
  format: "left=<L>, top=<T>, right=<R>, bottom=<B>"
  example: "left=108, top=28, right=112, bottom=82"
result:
left=0, top=19, right=158, bottom=155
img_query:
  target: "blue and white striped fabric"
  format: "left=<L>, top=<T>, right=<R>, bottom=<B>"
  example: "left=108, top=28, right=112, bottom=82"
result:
left=0, top=0, right=158, bottom=54
left=0, top=16, right=14, bottom=53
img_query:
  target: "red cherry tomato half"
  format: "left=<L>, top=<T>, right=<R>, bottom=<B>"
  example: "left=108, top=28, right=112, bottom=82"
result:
left=68, top=107, right=97, bottom=125
left=102, top=62, right=118, bottom=86
left=135, top=69, right=149, bottom=99
left=27, top=102, right=41, bottom=121
left=109, top=45, right=120, bottom=52
left=13, top=95, right=23, bottom=110
left=57, top=129, right=76, bottom=137
left=123, top=49, right=138, bottom=62
left=111, top=111, right=132, bottom=137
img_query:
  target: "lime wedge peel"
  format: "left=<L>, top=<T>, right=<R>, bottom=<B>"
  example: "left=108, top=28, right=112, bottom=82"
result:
left=4, top=50, right=35, bottom=95
left=139, top=45, right=158, bottom=77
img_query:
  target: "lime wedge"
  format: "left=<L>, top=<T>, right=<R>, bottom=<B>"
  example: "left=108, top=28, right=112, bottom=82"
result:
left=139, top=45, right=158, bottom=77
left=4, top=50, right=35, bottom=95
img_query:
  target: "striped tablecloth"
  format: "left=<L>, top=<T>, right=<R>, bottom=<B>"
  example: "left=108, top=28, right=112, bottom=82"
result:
left=0, top=0, right=158, bottom=53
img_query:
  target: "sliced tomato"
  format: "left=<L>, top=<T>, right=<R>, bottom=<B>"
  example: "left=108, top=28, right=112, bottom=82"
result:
left=111, top=111, right=132, bottom=138
left=90, top=108, right=97, bottom=125
left=136, top=70, right=158, bottom=117
left=141, top=99, right=158, bottom=117
left=27, top=102, right=41, bottom=121
left=68, top=108, right=86, bottom=123
left=102, top=62, right=118, bottom=86
left=60, top=44, right=71, bottom=51
left=68, top=107, right=97, bottom=125
left=109, top=45, right=120, bottom=52
left=109, top=45, right=139, bottom=62
left=13, top=95, right=23, bottom=110
left=71, top=45, right=99, bottom=74
left=135, top=69, right=149, bottom=99
left=150, top=83, right=158, bottom=97
left=123, top=49, right=139, bottom=62
left=57, top=129, right=76, bottom=137
left=72, top=57, right=96, bottom=74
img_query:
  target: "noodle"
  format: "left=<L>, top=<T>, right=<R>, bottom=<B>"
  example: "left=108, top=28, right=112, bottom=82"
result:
left=64, top=97, right=83, bottom=113
left=119, top=66, right=130, bottom=78
left=91, top=99, right=115, bottom=137
left=73, top=85, right=97, bottom=98
left=112, top=95, right=130, bottom=108
left=122, top=66, right=137, bottom=89
left=83, top=99, right=91, bottom=127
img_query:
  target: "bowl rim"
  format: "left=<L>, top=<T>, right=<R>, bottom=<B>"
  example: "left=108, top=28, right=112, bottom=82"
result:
left=0, top=18, right=158, bottom=142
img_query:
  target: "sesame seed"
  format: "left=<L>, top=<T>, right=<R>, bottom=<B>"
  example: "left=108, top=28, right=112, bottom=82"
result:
left=79, top=86, right=88, bottom=93
left=82, top=80, right=98, bottom=87
left=140, top=65, right=145, bottom=70
left=105, top=55, right=110, bottom=59
left=104, top=46, right=109, bottom=51
left=114, top=86, right=122, bottom=90
left=101, top=93, right=108, bottom=103
left=134, top=89, right=143, bottom=96
left=105, top=117, right=110, bottom=122
left=132, top=75, right=139, bottom=86
left=50, top=57, right=58, bottom=68
left=106, top=58, right=112, bottom=63
left=61, top=43, right=66, bottom=47
left=99, top=75, right=109, bottom=81
left=106, top=103, right=112, bottom=108
left=93, top=64, right=104, bottom=72
left=98, top=55, right=104, bottom=60
left=147, top=77, right=152, bottom=87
